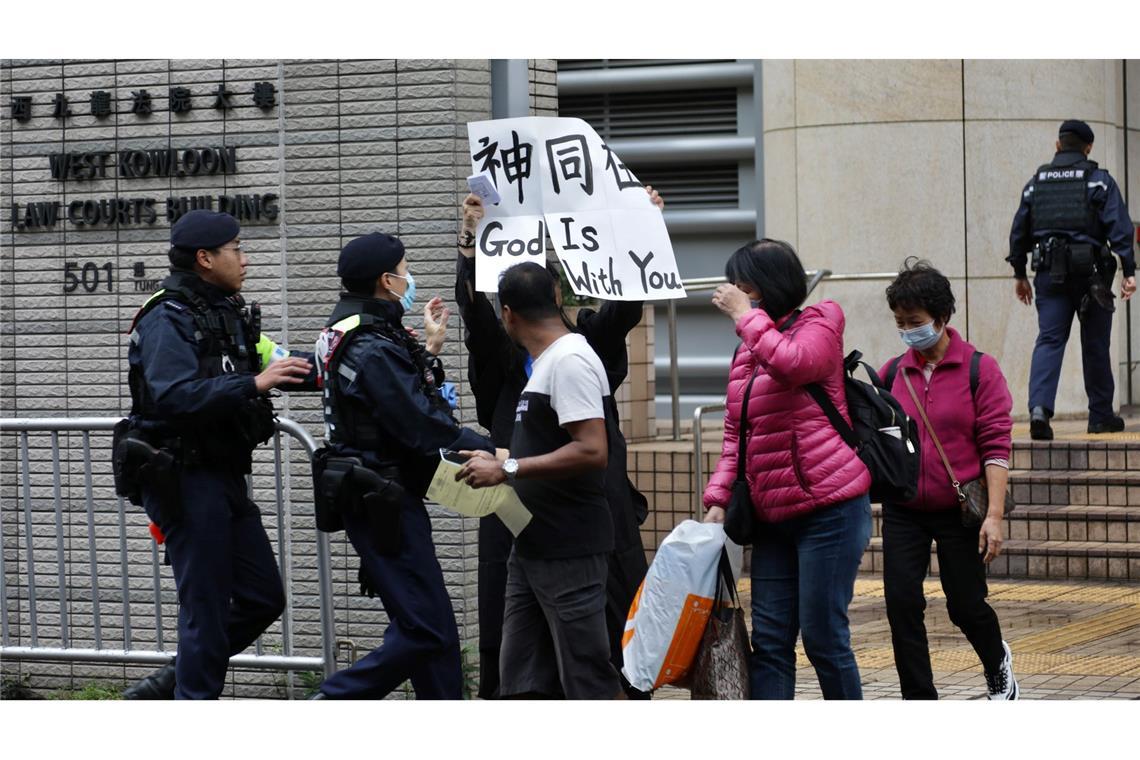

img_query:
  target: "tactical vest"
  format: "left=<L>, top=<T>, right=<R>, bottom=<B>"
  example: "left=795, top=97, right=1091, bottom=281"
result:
left=1029, top=158, right=1098, bottom=237
left=316, top=312, right=449, bottom=453
left=127, top=275, right=279, bottom=467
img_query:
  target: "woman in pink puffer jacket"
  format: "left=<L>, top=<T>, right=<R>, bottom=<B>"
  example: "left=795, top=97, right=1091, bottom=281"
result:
left=704, top=239, right=872, bottom=700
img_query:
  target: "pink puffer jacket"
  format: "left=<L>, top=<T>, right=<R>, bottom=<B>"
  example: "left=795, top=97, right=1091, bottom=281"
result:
left=703, top=301, right=871, bottom=522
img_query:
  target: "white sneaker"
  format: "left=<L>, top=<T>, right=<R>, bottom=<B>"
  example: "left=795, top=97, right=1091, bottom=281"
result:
left=985, top=640, right=1019, bottom=700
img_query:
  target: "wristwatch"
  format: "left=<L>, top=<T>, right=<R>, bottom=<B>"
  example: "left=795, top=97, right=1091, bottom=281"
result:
left=502, top=458, right=519, bottom=481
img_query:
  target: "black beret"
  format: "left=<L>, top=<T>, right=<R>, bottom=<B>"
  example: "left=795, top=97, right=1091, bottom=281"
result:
left=337, top=232, right=405, bottom=280
left=170, top=210, right=240, bottom=250
left=1059, top=119, right=1094, bottom=144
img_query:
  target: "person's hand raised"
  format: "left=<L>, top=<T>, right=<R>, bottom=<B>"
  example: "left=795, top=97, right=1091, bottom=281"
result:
left=712, top=283, right=752, bottom=322
left=424, top=296, right=449, bottom=355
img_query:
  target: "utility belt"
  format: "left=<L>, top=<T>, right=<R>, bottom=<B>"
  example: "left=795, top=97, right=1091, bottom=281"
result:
left=1031, top=237, right=1117, bottom=315
left=1031, top=238, right=1108, bottom=282
left=311, top=447, right=407, bottom=557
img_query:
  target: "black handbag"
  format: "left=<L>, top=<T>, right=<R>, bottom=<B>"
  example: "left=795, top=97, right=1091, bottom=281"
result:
left=723, top=366, right=759, bottom=545
left=900, top=370, right=1015, bottom=527
left=689, top=547, right=751, bottom=700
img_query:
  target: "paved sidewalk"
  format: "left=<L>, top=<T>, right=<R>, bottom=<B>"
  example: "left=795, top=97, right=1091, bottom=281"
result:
left=655, top=576, right=1140, bottom=700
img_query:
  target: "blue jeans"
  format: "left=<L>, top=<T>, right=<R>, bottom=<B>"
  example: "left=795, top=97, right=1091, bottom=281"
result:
left=749, top=493, right=871, bottom=700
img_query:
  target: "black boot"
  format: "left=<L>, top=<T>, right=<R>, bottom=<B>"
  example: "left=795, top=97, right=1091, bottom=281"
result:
left=1088, top=416, right=1125, bottom=434
left=123, top=661, right=176, bottom=700
left=1029, top=407, right=1053, bottom=441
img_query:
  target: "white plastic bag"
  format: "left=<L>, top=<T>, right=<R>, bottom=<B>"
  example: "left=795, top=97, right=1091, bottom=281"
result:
left=621, top=520, right=743, bottom=692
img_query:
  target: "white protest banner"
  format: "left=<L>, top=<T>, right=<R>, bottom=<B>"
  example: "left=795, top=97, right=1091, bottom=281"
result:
left=466, top=117, right=686, bottom=301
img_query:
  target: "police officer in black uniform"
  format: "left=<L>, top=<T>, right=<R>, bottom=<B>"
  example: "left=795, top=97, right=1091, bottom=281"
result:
left=120, top=210, right=316, bottom=699
left=454, top=189, right=662, bottom=699
left=1008, top=119, right=1137, bottom=439
left=309, top=232, right=496, bottom=699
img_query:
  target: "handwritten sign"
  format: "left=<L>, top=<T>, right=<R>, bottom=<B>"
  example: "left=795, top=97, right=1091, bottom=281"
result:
left=466, top=117, right=686, bottom=301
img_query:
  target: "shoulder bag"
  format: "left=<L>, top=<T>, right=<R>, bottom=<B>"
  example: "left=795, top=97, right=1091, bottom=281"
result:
left=900, top=370, right=1014, bottom=527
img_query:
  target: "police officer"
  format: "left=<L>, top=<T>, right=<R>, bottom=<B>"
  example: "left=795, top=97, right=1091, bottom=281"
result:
left=1008, top=119, right=1137, bottom=439
left=309, top=232, right=496, bottom=700
left=122, top=210, right=316, bottom=699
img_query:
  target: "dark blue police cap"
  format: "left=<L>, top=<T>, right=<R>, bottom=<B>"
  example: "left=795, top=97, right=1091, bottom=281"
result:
left=1059, top=119, right=1094, bottom=145
left=170, top=210, right=240, bottom=250
left=337, top=232, right=405, bottom=280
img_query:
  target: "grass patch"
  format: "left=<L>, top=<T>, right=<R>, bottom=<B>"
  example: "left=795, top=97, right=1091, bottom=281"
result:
left=48, top=682, right=125, bottom=700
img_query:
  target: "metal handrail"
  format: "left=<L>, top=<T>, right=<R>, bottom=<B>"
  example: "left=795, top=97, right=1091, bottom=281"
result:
left=692, top=402, right=726, bottom=519
left=0, top=416, right=338, bottom=682
left=667, top=269, right=901, bottom=439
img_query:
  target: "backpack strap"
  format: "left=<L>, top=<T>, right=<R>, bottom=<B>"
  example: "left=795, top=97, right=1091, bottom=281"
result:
left=804, top=383, right=859, bottom=450
left=970, top=350, right=982, bottom=400
left=886, top=354, right=904, bottom=390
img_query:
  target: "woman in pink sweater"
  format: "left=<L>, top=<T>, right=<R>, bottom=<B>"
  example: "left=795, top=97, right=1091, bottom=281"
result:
left=704, top=239, right=871, bottom=700
left=878, top=259, right=1018, bottom=700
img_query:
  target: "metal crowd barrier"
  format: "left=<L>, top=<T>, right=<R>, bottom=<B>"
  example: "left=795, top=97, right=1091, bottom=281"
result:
left=0, top=416, right=337, bottom=681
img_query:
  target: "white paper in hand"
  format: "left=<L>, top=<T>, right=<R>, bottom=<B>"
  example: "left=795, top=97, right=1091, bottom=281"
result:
left=467, top=173, right=502, bottom=206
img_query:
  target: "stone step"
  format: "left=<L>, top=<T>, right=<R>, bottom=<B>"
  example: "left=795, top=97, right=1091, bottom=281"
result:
left=1008, top=470, right=1140, bottom=507
left=861, top=536, right=1140, bottom=581
left=870, top=504, right=1140, bottom=544
left=1010, top=438, right=1140, bottom=472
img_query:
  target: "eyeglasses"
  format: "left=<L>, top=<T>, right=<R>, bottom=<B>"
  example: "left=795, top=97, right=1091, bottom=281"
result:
left=213, top=243, right=243, bottom=254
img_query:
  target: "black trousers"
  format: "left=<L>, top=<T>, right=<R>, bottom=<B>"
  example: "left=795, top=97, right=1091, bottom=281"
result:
left=882, top=504, right=1006, bottom=699
left=477, top=516, right=649, bottom=699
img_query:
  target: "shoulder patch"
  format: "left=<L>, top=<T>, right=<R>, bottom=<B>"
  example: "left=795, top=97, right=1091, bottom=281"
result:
left=162, top=300, right=187, bottom=312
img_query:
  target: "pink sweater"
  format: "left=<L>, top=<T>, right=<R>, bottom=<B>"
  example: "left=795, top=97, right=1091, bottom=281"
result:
left=877, top=327, right=1013, bottom=511
left=703, top=301, right=871, bottom=523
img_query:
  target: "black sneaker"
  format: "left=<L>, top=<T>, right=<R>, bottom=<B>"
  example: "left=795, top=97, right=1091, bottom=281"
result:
left=122, top=661, right=176, bottom=700
left=1030, top=407, right=1053, bottom=441
left=985, top=641, right=1019, bottom=700
left=1088, top=416, right=1125, bottom=434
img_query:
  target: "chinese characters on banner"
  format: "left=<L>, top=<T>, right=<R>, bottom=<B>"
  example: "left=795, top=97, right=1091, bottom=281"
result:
left=467, top=117, right=686, bottom=301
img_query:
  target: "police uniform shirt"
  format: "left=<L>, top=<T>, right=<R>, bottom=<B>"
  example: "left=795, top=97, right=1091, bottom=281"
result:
left=509, top=332, right=615, bottom=560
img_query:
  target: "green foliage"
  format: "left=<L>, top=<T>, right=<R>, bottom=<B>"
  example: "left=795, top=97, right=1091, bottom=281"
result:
left=48, top=682, right=124, bottom=700
left=296, top=670, right=323, bottom=699
left=460, top=644, right=479, bottom=700
left=1, top=675, right=43, bottom=700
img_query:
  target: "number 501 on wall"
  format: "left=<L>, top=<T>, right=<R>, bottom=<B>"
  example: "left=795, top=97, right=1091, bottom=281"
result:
left=63, top=261, right=113, bottom=294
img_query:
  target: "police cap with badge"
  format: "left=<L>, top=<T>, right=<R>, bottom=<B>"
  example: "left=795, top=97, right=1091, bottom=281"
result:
left=337, top=232, right=405, bottom=280
left=171, top=209, right=241, bottom=251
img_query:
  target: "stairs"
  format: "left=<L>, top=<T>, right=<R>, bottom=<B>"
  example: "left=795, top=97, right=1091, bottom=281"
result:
left=863, top=438, right=1140, bottom=581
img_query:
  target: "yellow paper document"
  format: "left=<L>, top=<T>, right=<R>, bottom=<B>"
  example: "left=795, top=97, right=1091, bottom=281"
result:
left=426, top=458, right=533, bottom=537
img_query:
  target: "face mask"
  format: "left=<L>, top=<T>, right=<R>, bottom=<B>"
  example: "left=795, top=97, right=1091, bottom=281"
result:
left=899, top=321, right=943, bottom=351
left=388, top=272, right=416, bottom=312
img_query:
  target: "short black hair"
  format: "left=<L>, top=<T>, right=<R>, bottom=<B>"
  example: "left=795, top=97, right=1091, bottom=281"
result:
left=885, top=257, right=956, bottom=323
left=1059, top=132, right=1090, bottom=153
left=341, top=276, right=378, bottom=296
left=498, top=262, right=560, bottom=321
left=724, top=238, right=807, bottom=321
left=168, top=245, right=198, bottom=271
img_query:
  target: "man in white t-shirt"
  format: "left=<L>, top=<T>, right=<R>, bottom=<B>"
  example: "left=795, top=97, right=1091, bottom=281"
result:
left=457, top=262, right=622, bottom=699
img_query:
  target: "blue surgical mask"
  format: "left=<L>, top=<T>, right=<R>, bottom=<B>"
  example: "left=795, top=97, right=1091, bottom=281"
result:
left=388, top=272, right=416, bottom=312
left=899, top=321, right=943, bottom=351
